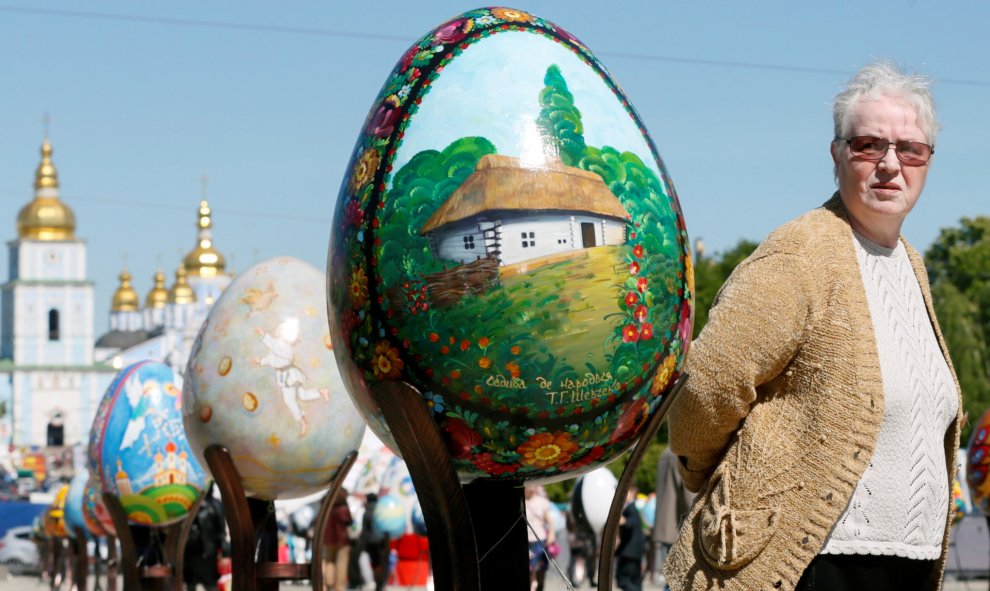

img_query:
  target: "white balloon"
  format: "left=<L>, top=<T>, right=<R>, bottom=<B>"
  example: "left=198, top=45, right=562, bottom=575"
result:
left=580, top=467, right=617, bottom=535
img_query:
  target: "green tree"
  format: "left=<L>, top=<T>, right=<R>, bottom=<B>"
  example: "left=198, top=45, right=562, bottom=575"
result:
left=537, top=65, right=587, bottom=166
left=925, top=217, right=990, bottom=442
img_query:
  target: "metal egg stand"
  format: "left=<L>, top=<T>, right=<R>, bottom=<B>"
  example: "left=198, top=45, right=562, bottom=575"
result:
left=367, top=373, right=686, bottom=591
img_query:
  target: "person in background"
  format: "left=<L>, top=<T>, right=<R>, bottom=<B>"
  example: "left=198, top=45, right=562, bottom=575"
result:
left=357, top=493, right=389, bottom=591
left=322, top=488, right=353, bottom=591
left=664, top=61, right=962, bottom=591
left=183, top=483, right=228, bottom=591
left=652, top=447, right=695, bottom=589
left=615, top=486, right=645, bottom=591
left=525, top=485, right=556, bottom=591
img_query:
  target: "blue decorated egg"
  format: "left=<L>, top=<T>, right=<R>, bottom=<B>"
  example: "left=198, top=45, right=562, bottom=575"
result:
left=377, top=456, right=419, bottom=536
left=372, top=494, right=408, bottom=538
left=328, top=7, right=692, bottom=484
left=64, top=472, right=89, bottom=538
left=183, top=257, right=365, bottom=500
left=89, top=361, right=209, bottom=526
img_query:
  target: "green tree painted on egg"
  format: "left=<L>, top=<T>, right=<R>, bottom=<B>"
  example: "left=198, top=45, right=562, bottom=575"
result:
left=537, top=64, right=587, bottom=167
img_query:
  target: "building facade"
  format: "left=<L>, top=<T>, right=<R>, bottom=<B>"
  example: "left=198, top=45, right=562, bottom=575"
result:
left=0, top=138, right=231, bottom=452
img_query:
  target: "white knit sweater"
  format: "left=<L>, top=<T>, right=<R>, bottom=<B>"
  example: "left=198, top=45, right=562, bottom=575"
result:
left=821, top=233, right=959, bottom=558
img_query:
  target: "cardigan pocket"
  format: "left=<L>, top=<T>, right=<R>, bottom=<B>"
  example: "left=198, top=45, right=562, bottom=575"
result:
left=697, top=467, right=778, bottom=571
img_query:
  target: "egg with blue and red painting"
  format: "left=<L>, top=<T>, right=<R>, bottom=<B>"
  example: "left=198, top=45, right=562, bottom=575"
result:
left=89, top=361, right=209, bottom=526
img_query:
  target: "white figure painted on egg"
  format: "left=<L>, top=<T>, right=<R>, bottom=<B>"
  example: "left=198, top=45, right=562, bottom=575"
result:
left=255, top=318, right=328, bottom=436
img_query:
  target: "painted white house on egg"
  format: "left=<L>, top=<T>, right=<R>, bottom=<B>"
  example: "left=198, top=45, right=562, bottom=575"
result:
left=420, top=154, right=629, bottom=269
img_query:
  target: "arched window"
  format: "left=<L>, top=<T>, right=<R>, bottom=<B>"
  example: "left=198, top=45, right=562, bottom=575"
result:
left=47, top=412, right=65, bottom=447
left=48, top=309, right=59, bottom=341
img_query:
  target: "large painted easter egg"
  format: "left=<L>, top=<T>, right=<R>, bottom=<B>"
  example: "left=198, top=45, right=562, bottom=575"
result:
left=183, top=257, right=365, bottom=500
left=966, top=408, right=990, bottom=515
left=89, top=361, right=209, bottom=526
left=328, top=7, right=692, bottom=484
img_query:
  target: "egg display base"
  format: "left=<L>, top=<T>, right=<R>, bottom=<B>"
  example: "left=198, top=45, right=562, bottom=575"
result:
left=204, top=444, right=358, bottom=591
left=369, top=374, right=686, bottom=591
left=70, top=526, right=89, bottom=590
left=103, top=491, right=203, bottom=590
left=463, top=478, right=529, bottom=589
left=370, top=380, right=483, bottom=591
left=87, top=532, right=116, bottom=591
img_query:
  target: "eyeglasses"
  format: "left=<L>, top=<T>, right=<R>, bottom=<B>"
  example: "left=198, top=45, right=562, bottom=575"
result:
left=835, top=136, right=934, bottom=166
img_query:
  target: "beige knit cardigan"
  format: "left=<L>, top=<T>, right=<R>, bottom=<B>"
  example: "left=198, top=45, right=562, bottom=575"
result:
left=663, top=194, right=963, bottom=591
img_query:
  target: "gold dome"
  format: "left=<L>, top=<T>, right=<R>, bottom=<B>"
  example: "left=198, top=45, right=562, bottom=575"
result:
left=168, top=266, right=197, bottom=304
left=111, top=270, right=140, bottom=312
left=183, top=200, right=226, bottom=278
left=16, top=139, right=76, bottom=240
left=145, top=270, right=169, bottom=309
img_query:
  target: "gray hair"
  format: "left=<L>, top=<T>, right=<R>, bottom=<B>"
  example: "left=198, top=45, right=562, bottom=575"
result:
left=833, top=61, right=938, bottom=146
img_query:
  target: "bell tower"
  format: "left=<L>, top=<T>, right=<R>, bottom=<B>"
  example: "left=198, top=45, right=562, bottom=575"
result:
left=2, top=137, right=94, bottom=365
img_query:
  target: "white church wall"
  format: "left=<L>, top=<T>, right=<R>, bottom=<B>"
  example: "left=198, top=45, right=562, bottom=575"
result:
left=17, top=241, right=87, bottom=281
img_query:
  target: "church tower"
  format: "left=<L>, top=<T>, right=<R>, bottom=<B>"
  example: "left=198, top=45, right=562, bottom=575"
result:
left=109, top=269, right=142, bottom=332
left=182, top=199, right=231, bottom=306
left=2, top=138, right=93, bottom=365
left=143, top=270, right=168, bottom=329
left=0, top=138, right=115, bottom=447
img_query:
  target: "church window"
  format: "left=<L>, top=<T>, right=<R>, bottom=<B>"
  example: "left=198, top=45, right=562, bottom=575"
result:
left=48, top=309, right=60, bottom=341
left=47, top=413, right=64, bottom=447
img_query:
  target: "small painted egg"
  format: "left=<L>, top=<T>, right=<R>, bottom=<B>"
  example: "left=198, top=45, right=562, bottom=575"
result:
left=183, top=257, right=365, bottom=500
left=45, top=485, right=70, bottom=538
left=372, top=494, right=407, bottom=538
left=64, top=472, right=90, bottom=539
left=89, top=361, right=210, bottom=526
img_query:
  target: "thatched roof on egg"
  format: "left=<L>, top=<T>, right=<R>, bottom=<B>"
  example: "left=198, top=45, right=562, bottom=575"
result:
left=419, top=154, right=629, bottom=234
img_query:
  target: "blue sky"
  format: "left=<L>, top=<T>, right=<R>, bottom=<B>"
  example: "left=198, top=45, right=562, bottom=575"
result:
left=1, top=1, right=987, bottom=332
left=392, top=31, right=658, bottom=175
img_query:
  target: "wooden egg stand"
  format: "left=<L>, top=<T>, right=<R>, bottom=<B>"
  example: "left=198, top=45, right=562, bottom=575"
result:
left=203, top=444, right=358, bottom=591
left=368, top=373, right=686, bottom=591
left=67, top=527, right=119, bottom=591
left=102, top=491, right=203, bottom=590
left=68, top=526, right=88, bottom=591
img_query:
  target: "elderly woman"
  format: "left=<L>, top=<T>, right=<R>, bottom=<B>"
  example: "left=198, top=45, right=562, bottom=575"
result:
left=663, top=62, right=962, bottom=591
